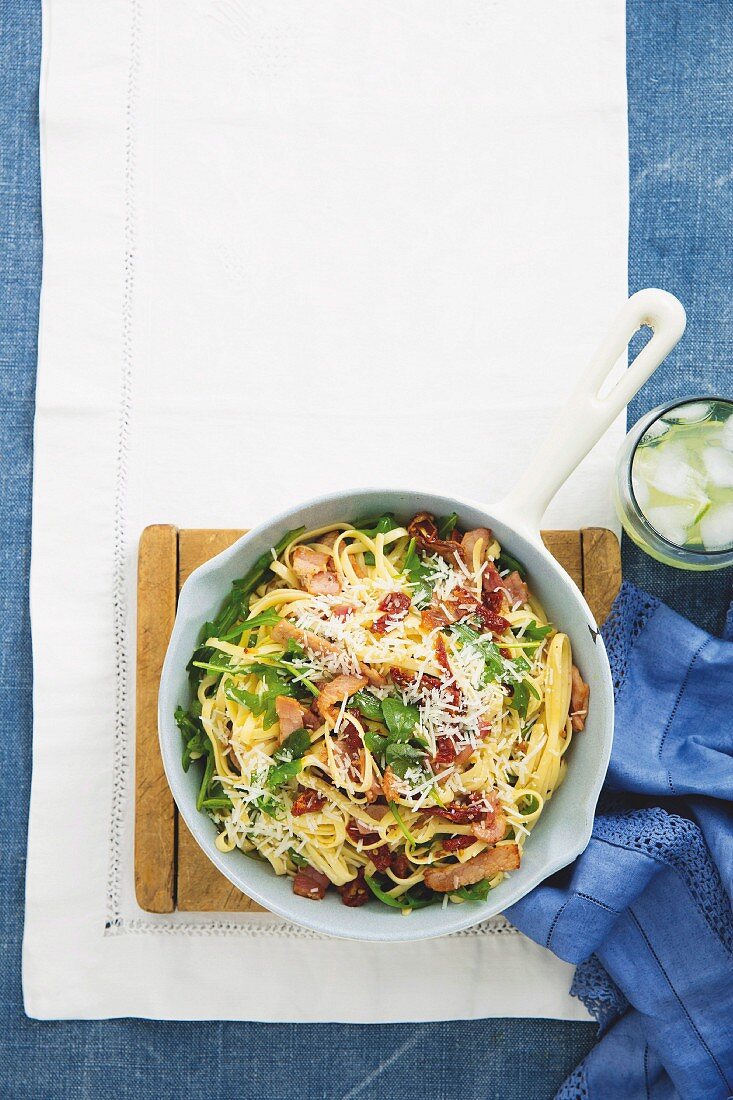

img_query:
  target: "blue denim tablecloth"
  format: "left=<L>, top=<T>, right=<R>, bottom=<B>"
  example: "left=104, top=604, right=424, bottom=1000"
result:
left=1, top=1, right=731, bottom=1097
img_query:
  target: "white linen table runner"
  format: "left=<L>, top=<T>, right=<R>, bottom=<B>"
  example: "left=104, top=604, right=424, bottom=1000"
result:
left=25, top=0, right=628, bottom=1019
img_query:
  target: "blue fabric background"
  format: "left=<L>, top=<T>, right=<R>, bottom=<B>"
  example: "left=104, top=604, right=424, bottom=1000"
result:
left=1, top=1, right=730, bottom=1096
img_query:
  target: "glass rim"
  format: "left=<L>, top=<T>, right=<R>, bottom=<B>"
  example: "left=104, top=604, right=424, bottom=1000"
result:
left=626, top=394, right=733, bottom=559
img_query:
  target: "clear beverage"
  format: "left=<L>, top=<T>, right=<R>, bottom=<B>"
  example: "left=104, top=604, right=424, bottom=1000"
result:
left=615, top=397, right=733, bottom=570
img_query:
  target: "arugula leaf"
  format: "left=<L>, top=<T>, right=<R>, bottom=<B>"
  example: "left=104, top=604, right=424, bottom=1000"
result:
left=289, top=849, right=309, bottom=868
left=266, top=758, right=303, bottom=790
left=452, top=623, right=505, bottom=683
left=508, top=680, right=530, bottom=721
left=363, top=551, right=376, bottom=566
left=201, top=796, right=232, bottom=811
left=363, top=731, right=389, bottom=757
left=385, top=742, right=427, bottom=779
left=214, top=607, right=281, bottom=642
left=188, top=526, right=304, bottom=684
left=389, top=802, right=417, bottom=845
left=381, top=697, right=420, bottom=741
left=403, top=538, right=435, bottom=609
left=252, top=794, right=283, bottom=818
left=364, top=874, right=436, bottom=910
left=351, top=690, right=385, bottom=723
left=522, top=620, right=552, bottom=642
left=275, top=727, right=311, bottom=762
left=175, top=704, right=208, bottom=772
left=437, top=512, right=459, bottom=539
left=353, top=513, right=400, bottom=537
left=520, top=794, right=540, bottom=815
left=497, top=550, right=527, bottom=580
left=452, top=878, right=492, bottom=902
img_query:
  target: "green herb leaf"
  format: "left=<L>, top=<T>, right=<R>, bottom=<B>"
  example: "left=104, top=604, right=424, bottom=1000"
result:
left=351, top=690, right=385, bottom=723
left=381, top=697, right=420, bottom=741
left=497, top=550, right=527, bottom=580
left=403, top=538, right=435, bottom=609
left=452, top=878, right=492, bottom=902
left=437, top=512, right=459, bottom=539
left=353, top=513, right=400, bottom=537
left=521, top=620, right=552, bottom=642
left=289, top=849, right=309, bottom=868
left=266, top=758, right=303, bottom=790
left=214, top=607, right=281, bottom=642
left=363, top=731, right=389, bottom=757
left=389, top=802, right=417, bottom=845
left=364, top=874, right=435, bottom=910
left=275, top=727, right=310, bottom=762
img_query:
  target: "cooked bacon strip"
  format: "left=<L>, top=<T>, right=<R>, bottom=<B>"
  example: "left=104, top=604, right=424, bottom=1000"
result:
left=272, top=620, right=385, bottom=687
left=382, top=766, right=404, bottom=802
left=372, top=591, right=411, bottom=635
left=272, top=620, right=340, bottom=656
left=470, top=797, right=507, bottom=844
left=291, top=787, right=327, bottom=816
left=316, top=673, right=367, bottom=721
left=292, top=545, right=342, bottom=596
left=407, top=512, right=464, bottom=566
left=275, top=696, right=305, bottom=742
left=460, top=527, right=492, bottom=571
left=302, top=705, right=322, bottom=731
left=308, top=571, right=341, bottom=596
left=570, top=665, right=590, bottom=732
left=503, top=570, right=529, bottom=606
left=338, top=868, right=370, bottom=907
left=292, top=865, right=330, bottom=900
left=435, top=635, right=462, bottom=708
left=332, top=603, right=355, bottom=619
left=424, top=843, right=520, bottom=892
left=365, top=774, right=383, bottom=803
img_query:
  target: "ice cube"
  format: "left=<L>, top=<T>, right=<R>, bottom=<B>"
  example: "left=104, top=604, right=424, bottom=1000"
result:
left=699, top=503, right=733, bottom=551
left=644, top=503, right=698, bottom=546
left=720, top=415, right=733, bottom=451
left=640, top=418, right=669, bottom=443
left=642, top=441, right=706, bottom=501
left=702, top=446, right=733, bottom=488
left=631, top=470, right=650, bottom=509
left=664, top=401, right=712, bottom=423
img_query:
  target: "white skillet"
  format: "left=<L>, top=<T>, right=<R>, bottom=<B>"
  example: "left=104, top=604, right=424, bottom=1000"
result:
left=158, top=288, right=686, bottom=941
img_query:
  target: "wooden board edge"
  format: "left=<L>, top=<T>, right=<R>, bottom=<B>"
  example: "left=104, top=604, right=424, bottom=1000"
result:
left=580, top=527, right=622, bottom=625
left=135, top=524, right=178, bottom=913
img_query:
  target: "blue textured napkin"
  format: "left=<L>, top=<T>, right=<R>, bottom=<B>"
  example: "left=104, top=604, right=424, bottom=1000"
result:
left=508, top=581, right=733, bottom=1100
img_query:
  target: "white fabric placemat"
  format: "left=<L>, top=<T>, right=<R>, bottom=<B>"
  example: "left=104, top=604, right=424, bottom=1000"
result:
left=25, top=0, right=628, bottom=1020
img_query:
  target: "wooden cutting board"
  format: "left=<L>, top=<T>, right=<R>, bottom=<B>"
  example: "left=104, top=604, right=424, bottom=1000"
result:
left=135, top=526, right=621, bottom=914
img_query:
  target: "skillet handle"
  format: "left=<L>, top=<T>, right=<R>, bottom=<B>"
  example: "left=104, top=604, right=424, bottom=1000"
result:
left=498, top=288, right=686, bottom=537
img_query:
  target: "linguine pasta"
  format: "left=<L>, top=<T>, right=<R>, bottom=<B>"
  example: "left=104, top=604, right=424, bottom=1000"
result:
left=176, top=512, right=590, bottom=913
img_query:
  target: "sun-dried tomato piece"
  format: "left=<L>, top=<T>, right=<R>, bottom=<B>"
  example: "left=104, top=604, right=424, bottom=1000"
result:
left=379, top=591, right=411, bottom=617
left=338, top=868, right=370, bottom=907
left=372, top=591, right=411, bottom=635
left=433, top=736, right=457, bottom=766
left=390, top=852, right=413, bottom=879
left=475, top=604, right=510, bottom=635
left=369, top=845, right=392, bottom=872
left=291, top=788, right=327, bottom=816
left=293, top=866, right=330, bottom=900
left=442, top=834, right=475, bottom=852
left=390, top=666, right=417, bottom=690
left=429, top=792, right=489, bottom=825
left=482, top=588, right=506, bottom=614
